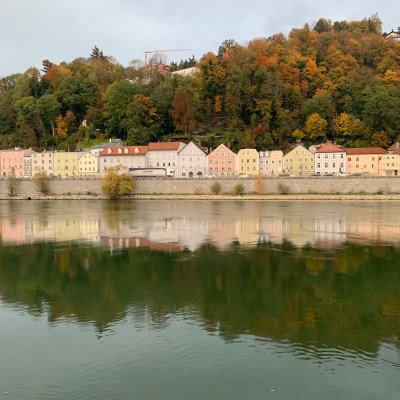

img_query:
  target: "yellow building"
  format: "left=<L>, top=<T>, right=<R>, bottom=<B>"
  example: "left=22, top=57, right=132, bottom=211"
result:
left=54, top=151, right=80, bottom=177
left=78, top=152, right=99, bottom=176
left=283, top=144, right=314, bottom=176
left=237, top=149, right=259, bottom=176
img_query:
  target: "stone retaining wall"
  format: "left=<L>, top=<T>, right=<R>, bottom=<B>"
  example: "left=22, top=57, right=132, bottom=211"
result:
left=0, top=176, right=399, bottom=196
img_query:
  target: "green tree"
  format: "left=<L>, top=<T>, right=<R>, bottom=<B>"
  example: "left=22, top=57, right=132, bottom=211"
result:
left=171, top=90, right=197, bottom=134
left=102, top=166, right=135, bottom=199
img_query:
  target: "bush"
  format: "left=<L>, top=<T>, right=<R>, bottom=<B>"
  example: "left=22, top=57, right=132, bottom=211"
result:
left=194, top=186, right=204, bottom=195
left=33, top=171, right=50, bottom=195
left=254, top=175, right=266, bottom=194
left=210, top=181, right=221, bottom=194
left=6, top=170, right=18, bottom=197
left=277, top=182, right=291, bottom=194
left=102, top=166, right=135, bottom=199
left=233, top=183, right=244, bottom=195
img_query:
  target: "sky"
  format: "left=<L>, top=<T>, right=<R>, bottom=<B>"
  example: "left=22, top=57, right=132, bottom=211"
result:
left=1, top=0, right=397, bottom=77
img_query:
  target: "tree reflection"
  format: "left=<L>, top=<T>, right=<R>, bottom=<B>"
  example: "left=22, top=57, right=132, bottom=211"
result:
left=0, top=240, right=399, bottom=354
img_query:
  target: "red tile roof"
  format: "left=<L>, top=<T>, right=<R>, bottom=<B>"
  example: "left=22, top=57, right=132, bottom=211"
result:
left=148, top=142, right=184, bottom=151
left=344, top=147, right=385, bottom=155
left=315, top=143, right=344, bottom=153
left=388, top=142, right=400, bottom=151
left=99, top=146, right=148, bottom=156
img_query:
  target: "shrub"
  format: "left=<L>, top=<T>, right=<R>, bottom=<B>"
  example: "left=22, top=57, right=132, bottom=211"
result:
left=277, top=182, right=291, bottom=195
left=102, top=166, right=135, bottom=199
left=194, top=186, right=204, bottom=195
left=6, top=170, right=18, bottom=197
left=254, top=175, right=266, bottom=195
left=233, top=183, right=244, bottom=195
left=210, top=181, right=221, bottom=194
left=33, top=171, right=50, bottom=195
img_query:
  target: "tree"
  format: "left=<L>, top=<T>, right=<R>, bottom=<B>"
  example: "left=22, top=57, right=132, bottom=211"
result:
left=371, top=130, right=390, bottom=148
left=292, top=129, right=305, bottom=142
left=171, top=90, right=197, bottom=134
left=36, top=94, right=60, bottom=136
left=33, top=170, right=50, bottom=195
left=6, top=169, right=18, bottom=197
left=55, top=115, right=68, bottom=138
left=102, top=166, right=135, bottom=199
left=305, top=113, right=327, bottom=141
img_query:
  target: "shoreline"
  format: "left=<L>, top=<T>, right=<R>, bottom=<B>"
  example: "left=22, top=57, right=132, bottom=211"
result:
left=2, top=193, right=400, bottom=201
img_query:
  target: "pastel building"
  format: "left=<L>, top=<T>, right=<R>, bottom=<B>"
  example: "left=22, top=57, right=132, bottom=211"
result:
left=0, top=148, right=33, bottom=177
left=314, top=143, right=346, bottom=175
left=259, top=150, right=283, bottom=176
left=207, top=144, right=237, bottom=177
left=78, top=152, right=99, bottom=175
left=237, top=149, right=260, bottom=176
left=177, top=141, right=207, bottom=178
left=53, top=151, right=80, bottom=177
left=283, top=144, right=314, bottom=176
left=345, top=147, right=385, bottom=175
left=146, top=142, right=186, bottom=177
left=379, top=153, right=400, bottom=176
left=99, top=146, right=148, bottom=175
left=31, top=150, right=54, bottom=176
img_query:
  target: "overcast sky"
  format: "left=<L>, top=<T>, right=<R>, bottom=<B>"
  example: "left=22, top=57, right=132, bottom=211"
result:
left=1, top=0, right=397, bottom=77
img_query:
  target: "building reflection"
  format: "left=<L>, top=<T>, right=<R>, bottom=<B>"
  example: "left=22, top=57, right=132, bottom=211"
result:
left=1, top=201, right=400, bottom=251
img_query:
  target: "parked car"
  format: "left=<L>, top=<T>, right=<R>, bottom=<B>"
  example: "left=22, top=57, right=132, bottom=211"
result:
left=336, top=172, right=348, bottom=177
left=239, top=174, right=249, bottom=178
left=278, top=173, right=290, bottom=177
left=204, top=173, right=215, bottom=178
left=310, top=172, right=321, bottom=177
left=351, top=173, right=362, bottom=177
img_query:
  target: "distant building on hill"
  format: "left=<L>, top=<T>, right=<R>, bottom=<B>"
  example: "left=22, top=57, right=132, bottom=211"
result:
left=383, top=29, right=400, bottom=42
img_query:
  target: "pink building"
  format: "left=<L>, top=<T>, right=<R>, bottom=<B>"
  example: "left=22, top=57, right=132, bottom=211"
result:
left=0, top=148, right=33, bottom=177
left=206, top=144, right=237, bottom=177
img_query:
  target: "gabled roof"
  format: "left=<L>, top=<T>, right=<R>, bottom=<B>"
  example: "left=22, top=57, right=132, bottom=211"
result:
left=148, top=142, right=185, bottom=151
left=208, top=143, right=237, bottom=156
left=387, top=142, right=400, bottom=151
left=315, top=143, right=345, bottom=153
left=99, top=146, right=148, bottom=156
left=178, top=141, right=206, bottom=155
left=345, top=147, right=385, bottom=155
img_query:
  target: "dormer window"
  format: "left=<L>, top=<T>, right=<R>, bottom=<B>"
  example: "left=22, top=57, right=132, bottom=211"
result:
left=118, top=148, right=122, bottom=154
left=135, top=148, right=139, bottom=154
left=124, top=148, right=129, bottom=154
left=107, top=149, right=112, bottom=154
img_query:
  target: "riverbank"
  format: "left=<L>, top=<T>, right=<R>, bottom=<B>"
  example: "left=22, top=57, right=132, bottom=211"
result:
left=2, top=193, right=400, bottom=201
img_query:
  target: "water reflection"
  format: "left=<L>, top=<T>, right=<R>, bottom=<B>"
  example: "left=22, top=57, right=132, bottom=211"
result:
left=1, top=200, right=400, bottom=250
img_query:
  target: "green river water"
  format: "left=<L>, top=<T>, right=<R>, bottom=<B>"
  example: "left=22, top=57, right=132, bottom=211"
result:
left=0, top=200, right=399, bottom=399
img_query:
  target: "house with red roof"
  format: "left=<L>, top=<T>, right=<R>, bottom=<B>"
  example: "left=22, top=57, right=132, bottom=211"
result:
left=345, top=147, right=385, bottom=176
left=146, top=142, right=186, bottom=177
left=99, top=145, right=148, bottom=175
left=314, top=143, right=346, bottom=175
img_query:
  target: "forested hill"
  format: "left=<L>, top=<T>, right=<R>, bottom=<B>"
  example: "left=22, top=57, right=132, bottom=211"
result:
left=1, top=15, right=399, bottom=153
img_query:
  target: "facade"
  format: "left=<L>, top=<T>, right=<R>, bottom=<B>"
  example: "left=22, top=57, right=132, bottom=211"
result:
left=78, top=152, right=99, bottom=175
left=207, top=144, right=237, bottom=177
left=379, top=152, right=400, bottom=176
left=31, top=150, right=54, bottom=176
left=177, top=141, right=207, bottom=178
left=99, top=146, right=148, bottom=175
left=314, top=143, right=345, bottom=175
left=384, top=30, right=400, bottom=42
left=259, top=150, right=283, bottom=176
left=146, top=142, right=186, bottom=177
left=0, top=148, right=32, bottom=177
left=53, top=151, right=80, bottom=177
left=345, top=147, right=385, bottom=175
left=283, top=144, right=314, bottom=176
left=237, top=149, right=260, bottom=176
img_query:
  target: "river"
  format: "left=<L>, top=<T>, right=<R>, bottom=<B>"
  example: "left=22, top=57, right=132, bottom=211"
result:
left=0, top=200, right=399, bottom=399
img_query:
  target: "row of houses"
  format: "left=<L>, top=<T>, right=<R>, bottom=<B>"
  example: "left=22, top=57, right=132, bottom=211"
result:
left=1, top=141, right=400, bottom=178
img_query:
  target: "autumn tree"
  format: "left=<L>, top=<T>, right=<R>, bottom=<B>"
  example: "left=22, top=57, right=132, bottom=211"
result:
left=305, top=113, right=327, bottom=141
left=171, top=90, right=197, bottom=134
left=102, top=166, right=135, bottom=199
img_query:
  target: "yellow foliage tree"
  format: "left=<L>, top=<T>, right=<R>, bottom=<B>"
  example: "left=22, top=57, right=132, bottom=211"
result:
left=55, top=115, right=68, bottom=138
left=102, top=166, right=135, bottom=199
left=305, top=113, right=327, bottom=140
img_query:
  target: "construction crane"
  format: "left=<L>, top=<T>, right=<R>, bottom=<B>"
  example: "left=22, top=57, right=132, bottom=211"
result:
left=143, top=48, right=191, bottom=83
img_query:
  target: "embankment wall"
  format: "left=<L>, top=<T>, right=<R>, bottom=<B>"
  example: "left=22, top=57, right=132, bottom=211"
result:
left=0, top=176, right=399, bottom=196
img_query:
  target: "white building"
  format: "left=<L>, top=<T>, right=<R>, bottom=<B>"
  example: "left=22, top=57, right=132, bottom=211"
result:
left=99, top=146, right=148, bottom=175
left=146, top=142, right=186, bottom=177
left=177, top=141, right=207, bottom=178
left=314, top=143, right=346, bottom=175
